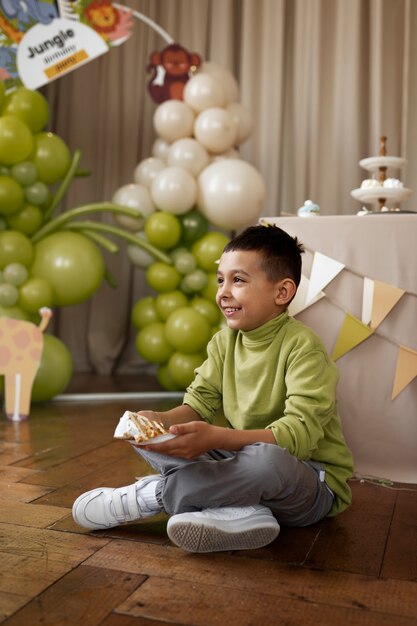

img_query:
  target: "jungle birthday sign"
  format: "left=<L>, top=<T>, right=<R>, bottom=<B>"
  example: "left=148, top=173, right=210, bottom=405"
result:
left=0, top=0, right=133, bottom=90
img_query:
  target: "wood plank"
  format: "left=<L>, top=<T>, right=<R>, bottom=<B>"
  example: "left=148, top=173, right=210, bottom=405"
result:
left=30, top=456, right=150, bottom=509
left=381, top=487, right=417, bottom=580
left=0, top=590, right=31, bottom=622
left=0, top=482, right=52, bottom=503
left=22, top=441, right=134, bottom=488
left=0, top=441, right=32, bottom=465
left=52, top=513, right=169, bottom=546
left=304, top=480, right=396, bottom=576
left=0, top=522, right=109, bottom=567
left=3, top=565, right=145, bottom=626
left=0, top=552, right=79, bottom=596
left=233, top=522, right=324, bottom=565
left=85, top=540, right=417, bottom=620
left=0, top=498, right=69, bottom=528
left=0, top=465, right=40, bottom=482
left=115, top=575, right=417, bottom=626
left=101, top=613, right=180, bottom=626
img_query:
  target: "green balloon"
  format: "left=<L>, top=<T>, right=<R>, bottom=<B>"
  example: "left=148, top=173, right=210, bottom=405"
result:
left=3, top=262, right=28, bottom=286
left=201, top=272, right=219, bottom=302
left=31, top=334, right=73, bottom=402
left=179, top=209, right=209, bottom=244
left=18, top=276, right=54, bottom=313
left=11, top=161, right=38, bottom=186
left=192, top=231, right=230, bottom=272
left=0, top=81, right=5, bottom=109
left=0, top=304, right=31, bottom=320
left=0, top=230, right=34, bottom=269
left=165, top=307, right=211, bottom=353
left=0, top=283, right=19, bottom=306
left=145, top=211, right=181, bottom=250
left=31, top=232, right=105, bottom=306
left=157, top=363, right=182, bottom=391
left=191, top=297, right=220, bottom=325
left=0, top=175, right=24, bottom=215
left=0, top=116, right=34, bottom=165
left=174, top=250, right=197, bottom=275
left=131, top=296, right=159, bottom=329
left=181, top=269, right=208, bottom=293
left=155, top=290, right=188, bottom=321
left=6, top=203, right=43, bottom=236
left=168, top=351, right=205, bottom=388
left=136, top=322, right=174, bottom=364
left=146, top=262, right=181, bottom=293
left=30, top=132, right=70, bottom=184
left=1, top=87, right=49, bottom=133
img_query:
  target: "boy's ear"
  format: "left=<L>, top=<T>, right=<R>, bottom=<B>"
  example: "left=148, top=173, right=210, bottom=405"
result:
left=275, top=278, right=297, bottom=305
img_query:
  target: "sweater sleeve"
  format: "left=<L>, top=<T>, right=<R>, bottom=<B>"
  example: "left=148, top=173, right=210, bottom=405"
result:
left=182, top=336, right=224, bottom=423
left=268, top=345, right=340, bottom=460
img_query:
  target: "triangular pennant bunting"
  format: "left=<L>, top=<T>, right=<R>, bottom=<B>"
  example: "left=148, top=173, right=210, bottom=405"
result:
left=392, top=345, right=417, bottom=399
left=289, top=274, right=325, bottom=316
left=306, top=252, right=345, bottom=304
left=361, top=277, right=374, bottom=325
left=331, top=313, right=374, bottom=361
left=370, top=280, right=405, bottom=329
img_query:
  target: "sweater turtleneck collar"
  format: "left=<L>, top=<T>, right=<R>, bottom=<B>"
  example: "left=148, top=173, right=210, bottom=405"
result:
left=239, top=311, right=289, bottom=347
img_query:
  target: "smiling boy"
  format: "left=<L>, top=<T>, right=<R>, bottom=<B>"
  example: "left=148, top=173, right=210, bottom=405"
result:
left=73, top=224, right=354, bottom=552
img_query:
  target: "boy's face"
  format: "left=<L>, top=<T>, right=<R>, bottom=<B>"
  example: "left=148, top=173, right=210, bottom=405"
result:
left=216, top=249, right=290, bottom=332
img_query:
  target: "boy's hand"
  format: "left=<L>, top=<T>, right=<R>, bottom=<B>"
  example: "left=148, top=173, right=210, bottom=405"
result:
left=140, top=421, right=220, bottom=459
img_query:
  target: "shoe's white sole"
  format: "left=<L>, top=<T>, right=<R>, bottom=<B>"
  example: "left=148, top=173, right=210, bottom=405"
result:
left=167, top=514, right=280, bottom=553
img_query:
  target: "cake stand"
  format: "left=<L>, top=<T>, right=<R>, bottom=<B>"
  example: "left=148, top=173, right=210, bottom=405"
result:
left=351, top=136, right=413, bottom=213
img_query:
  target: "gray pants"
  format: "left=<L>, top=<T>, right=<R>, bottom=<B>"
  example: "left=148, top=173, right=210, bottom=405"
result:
left=134, top=442, right=334, bottom=527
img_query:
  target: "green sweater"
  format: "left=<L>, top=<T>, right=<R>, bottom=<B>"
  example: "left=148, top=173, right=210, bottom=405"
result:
left=183, top=311, right=354, bottom=516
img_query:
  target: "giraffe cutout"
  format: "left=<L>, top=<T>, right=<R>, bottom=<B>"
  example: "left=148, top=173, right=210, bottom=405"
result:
left=0, top=307, right=52, bottom=421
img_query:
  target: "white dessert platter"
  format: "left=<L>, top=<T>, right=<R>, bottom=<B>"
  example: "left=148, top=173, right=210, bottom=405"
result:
left=359, top=156, right=407, bottom=172
left=351, top=186, right=413, bottom=205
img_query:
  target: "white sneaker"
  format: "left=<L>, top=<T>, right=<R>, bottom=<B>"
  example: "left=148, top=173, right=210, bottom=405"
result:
left=167, top=505, right=280, bottom=553
left=72, top=475, right=162, bottom=530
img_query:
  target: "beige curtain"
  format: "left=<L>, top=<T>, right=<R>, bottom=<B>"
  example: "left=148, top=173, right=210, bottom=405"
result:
left=43, top=0, right=414, bottom=377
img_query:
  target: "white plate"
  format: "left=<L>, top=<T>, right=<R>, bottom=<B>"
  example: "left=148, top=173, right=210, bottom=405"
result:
left=128, top=433, right=176, bottom=446
left=359, top=156, right=407, bottom=171
left=351, top=187, right=413, bottom=204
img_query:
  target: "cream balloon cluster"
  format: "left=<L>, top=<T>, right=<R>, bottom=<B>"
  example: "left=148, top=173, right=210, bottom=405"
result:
left=112, top=61, right=266, bottom=234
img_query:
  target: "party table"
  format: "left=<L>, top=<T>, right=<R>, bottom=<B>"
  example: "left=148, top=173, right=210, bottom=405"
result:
left=264, top=214, right=417, bottom=483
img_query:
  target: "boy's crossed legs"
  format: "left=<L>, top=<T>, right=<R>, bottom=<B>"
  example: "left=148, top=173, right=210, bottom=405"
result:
left=72, top=443, right=333, bottom=552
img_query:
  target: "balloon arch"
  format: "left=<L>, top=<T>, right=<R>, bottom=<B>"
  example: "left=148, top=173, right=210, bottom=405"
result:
left=0, top=4, right=266, bottom=407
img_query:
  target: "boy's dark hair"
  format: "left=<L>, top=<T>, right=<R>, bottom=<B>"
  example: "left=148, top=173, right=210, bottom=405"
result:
left=223, top=224, right=304, bottom=286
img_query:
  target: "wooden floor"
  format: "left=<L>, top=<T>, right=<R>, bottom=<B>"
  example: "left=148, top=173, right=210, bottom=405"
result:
left=1, top=374, right=416, bottom=626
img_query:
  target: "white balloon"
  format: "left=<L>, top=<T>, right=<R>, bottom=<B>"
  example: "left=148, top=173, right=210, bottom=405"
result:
left=167, top=138, right=210, bottom=177
left=226, top=102, right=253, bottom=144
left=151, top=166, right=197, bottom=215
left=183, top=72, right=225, bottom=112
left=127, top=232, right=155, bottom=269
left=153, top=100, right=195, bottom=143
left=197, top=159, right=266, bottom=230
left=112, top=184, right=155, bottom=231
left=134, top=157, right=165, bottom=188
left=200, top=61, right=240, bottom=103
left=210, top=147, right=240, bottom=162
left=152, top=138, right=170, bottom=161
left=194, top=107, right=237, bottom=154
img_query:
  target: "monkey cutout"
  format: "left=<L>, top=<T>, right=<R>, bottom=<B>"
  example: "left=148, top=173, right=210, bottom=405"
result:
left=147, top=43, right=202, bottom=103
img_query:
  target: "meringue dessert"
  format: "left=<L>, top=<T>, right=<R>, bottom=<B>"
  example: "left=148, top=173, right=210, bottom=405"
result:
left=360, top=178, right=382, bottom=188
left=114, top=411, right=171, bottom=444
left=383, top=178, right=404, bottom=188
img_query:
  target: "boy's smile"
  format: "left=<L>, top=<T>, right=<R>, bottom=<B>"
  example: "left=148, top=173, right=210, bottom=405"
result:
left=216, top=250, right=288, bottom=332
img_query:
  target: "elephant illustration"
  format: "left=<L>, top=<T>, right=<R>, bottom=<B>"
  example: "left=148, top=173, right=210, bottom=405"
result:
left=0, top=307, right=52, bottom=421
left=0, top=0, right=58, bottom=29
